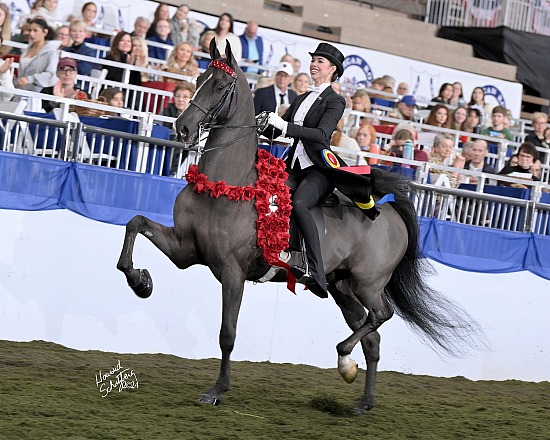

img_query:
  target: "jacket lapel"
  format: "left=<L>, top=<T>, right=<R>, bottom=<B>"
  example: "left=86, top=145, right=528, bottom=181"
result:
left=289, top=92, right=310, bottom=121
left=303, top=87, right=332, bottom=123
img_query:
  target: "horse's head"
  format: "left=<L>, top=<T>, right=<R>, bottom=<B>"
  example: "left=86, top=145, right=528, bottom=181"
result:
left=176, top=39, right=242, bottom=146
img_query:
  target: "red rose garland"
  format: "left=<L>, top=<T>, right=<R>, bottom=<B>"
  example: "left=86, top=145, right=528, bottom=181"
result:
left=185, top=148, right=292, bottom=267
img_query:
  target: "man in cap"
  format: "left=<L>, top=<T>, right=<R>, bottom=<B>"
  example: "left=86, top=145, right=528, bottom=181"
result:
left=253, top=61, right=297, bottom=115
left=389, top=95, right=416, bottom=121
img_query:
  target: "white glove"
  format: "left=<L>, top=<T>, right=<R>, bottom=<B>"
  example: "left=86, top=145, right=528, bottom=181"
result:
left=268, top=112, right=288, bottom=134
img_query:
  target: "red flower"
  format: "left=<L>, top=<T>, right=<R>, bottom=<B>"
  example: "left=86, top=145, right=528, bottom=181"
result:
left=241, top=185, right=256, bottom=200
left=210, top=181, right=228, bottom=198
left=185, top=165, right=199, bottom=183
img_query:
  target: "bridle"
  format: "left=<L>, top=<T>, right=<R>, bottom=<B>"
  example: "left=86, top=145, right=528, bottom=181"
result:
left=185, top=60, right=259, bottom=155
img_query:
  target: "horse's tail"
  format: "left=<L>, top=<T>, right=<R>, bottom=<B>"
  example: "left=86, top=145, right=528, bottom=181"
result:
left=370, top=168, right=485, bottom=356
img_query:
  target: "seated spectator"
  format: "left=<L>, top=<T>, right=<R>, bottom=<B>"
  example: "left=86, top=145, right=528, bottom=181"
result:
left=214, top=13, right=242, bottom=62
left=15, top=18, right=59, bottom=93
left=385, top=127, right=428, bottom=163
left=461, top=141, right=474, bottom=161
left=170, top=4, right=204, bottom=49
left=429, top=133, right=464, bottom=187
left=55, top=25, right=71, bottom=49
left=102, top=31, right=141, bottom=87
left=431, top=83, right=453, bottom=106
left=146, top=3, right=170, bottom=39
left=197, top=31, right=216, bottom=70
left=31, top=0, right=60, bottom=28
left=0, top=3, right=12, bottom=57
left=64, top=20, right=99, bottom=77
left=450, top=106, right=467, bottom=131
left=280, top=53, right=294, bottom=64
left=253, top=62, right=295, bottom=115
left=424, top=104, right=451, bottom=130
left=239, top=21, right=263, bottom=73
left=345, top=89, right=371, bottom=130
left=10, top=20, right=31, bottom=55
left=450, top=81, right=465, bottom=107
left=131, top=37, right=151, bottom=83
left=131, top=17, right=151, bottom=39
left=40, top=57, right=90, bottom=112
left=0, top=37, right=14, bottom=102
left=146, top=19, right=173, bottom=63
left=353, top=123, right=378, bottom=153
left=396, top=82, right=409, bottom=96
left=291, top=72, right=311, bottom=95
left=99, top=87, right=125, bottom=114
left=481, top=106, right=514, bottom=141
left=542, top=127, right=550, bottom=151
left=164, top=42, right=199, bottom=79
left=388, top=95, right=416, bottom=121
left=381, top=75, right=396, bottom=93
left=462, top=139, right=495, bottom=184
left=468, top=86, right=493, bottom=118
left=462, top=107, right=481, bottom=134
left=292, top=57, right=301, bottom=75
left=525, top=112, right=548, bottom=148
left=531, top=160, right=542, bottom=180
left=160, top=80, right=195, bottom=123
left=81, top=2, right=99, bottom=32
left=331, top=118, right=367, bottom=165
left=255, top=75, right=273, bottom=90
left=498, top=142, right=540, bottom=184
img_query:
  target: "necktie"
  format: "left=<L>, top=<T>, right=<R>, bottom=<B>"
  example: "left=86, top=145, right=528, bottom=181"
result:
left=279, top=93, right=285, bottom=106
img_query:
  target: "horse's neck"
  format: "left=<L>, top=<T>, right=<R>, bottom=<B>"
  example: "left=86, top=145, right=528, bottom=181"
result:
left=200, top=123, right=258, bottom=185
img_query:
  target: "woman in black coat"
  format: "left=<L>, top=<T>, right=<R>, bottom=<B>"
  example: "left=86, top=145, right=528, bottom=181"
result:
left=265, top=43, right=378, bottom=298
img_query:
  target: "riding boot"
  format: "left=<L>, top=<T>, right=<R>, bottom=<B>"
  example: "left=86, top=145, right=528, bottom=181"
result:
left=293, top=207, right=328, bottom=299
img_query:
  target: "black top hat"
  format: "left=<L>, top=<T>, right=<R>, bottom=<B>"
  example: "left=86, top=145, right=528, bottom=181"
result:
left=309, top=42, right=344, bottom=78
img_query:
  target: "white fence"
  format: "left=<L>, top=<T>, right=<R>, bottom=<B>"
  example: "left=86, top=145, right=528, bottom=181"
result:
left=426, top=0, right=550, bottom=35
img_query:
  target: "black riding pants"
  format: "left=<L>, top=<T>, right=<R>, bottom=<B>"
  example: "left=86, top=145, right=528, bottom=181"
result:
left=288, top=166, right=334, bottom=291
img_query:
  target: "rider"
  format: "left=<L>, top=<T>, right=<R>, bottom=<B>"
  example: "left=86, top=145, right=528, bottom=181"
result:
left=265, top=43, right=379, bottom=299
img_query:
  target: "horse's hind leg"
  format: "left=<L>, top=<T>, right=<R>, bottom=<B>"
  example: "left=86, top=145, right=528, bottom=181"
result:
left=117, top=215, right=195, bottom=298
left=328, top=280, right=391, bottom=413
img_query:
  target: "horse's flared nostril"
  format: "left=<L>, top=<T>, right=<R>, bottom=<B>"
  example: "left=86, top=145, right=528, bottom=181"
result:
left=177, top=126, right=189, bottom=143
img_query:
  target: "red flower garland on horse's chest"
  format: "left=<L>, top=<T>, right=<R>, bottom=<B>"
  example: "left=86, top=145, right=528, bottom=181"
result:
left=185, top=149, right=291, bottom=265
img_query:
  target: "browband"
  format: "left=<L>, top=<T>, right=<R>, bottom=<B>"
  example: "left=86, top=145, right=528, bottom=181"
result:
left=209, top=60, right=237, bottom=78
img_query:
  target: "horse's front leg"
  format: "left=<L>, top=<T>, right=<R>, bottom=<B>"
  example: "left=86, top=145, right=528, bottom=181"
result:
left=199, top=263, right=246, bottom=405
left=116, top=214, right=196, bottom=298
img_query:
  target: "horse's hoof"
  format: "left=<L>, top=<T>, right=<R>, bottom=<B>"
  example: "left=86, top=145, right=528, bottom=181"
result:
left=129, top=269, right=153, bottom=299
left=353, top=399, right=374, bottom=416
left=337, top=354, right=358, bottom=384
left=198, top=394, right=221, bottom=406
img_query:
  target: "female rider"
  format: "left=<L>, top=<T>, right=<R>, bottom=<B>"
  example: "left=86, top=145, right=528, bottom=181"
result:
left=265, top=43, right=378, bottom=298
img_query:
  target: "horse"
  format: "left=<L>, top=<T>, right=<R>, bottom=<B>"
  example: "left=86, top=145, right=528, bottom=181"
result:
left=117, top=40, right=482, bottom=414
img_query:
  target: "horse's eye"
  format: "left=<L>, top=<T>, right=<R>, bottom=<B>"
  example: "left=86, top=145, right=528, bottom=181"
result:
left=217, top=85, right=225, bottom=92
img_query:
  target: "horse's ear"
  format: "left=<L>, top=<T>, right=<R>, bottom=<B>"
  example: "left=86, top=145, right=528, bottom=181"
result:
left=224, top=41, right=235, bottom=69
left=209, top=37, right=220, bottom=60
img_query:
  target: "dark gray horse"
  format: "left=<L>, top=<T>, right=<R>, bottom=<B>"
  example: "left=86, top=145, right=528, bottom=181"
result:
left=117, top=41, right=481, bottom=413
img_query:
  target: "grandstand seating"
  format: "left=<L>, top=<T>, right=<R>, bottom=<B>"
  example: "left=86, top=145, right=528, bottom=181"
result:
left=1, top=0, right=549, bottom=238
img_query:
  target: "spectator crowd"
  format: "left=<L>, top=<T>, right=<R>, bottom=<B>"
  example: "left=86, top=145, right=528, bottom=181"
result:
left=0, top=1, right=548, bottom=186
